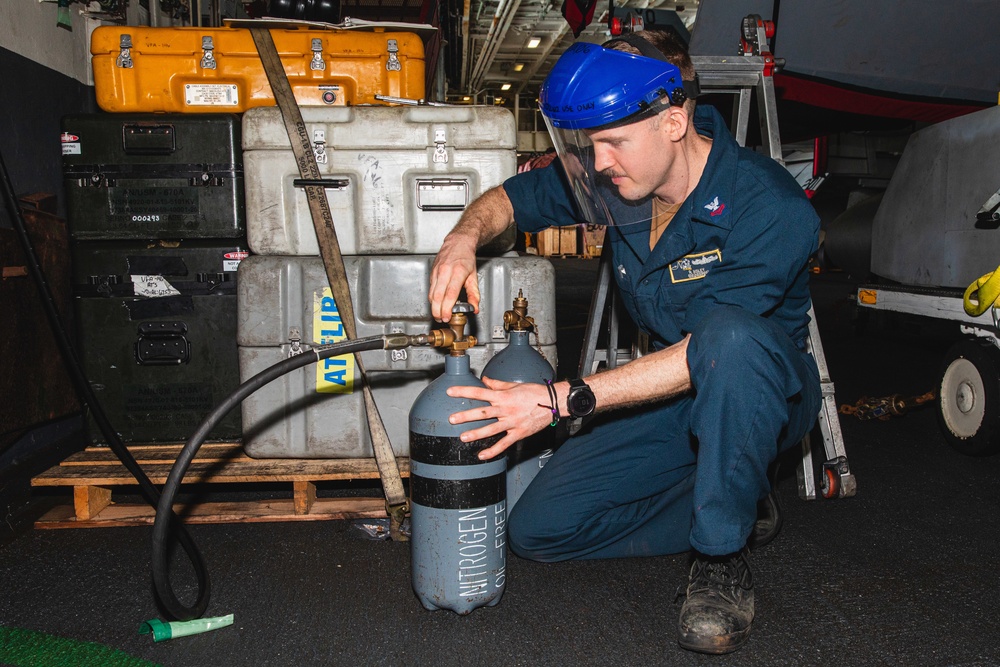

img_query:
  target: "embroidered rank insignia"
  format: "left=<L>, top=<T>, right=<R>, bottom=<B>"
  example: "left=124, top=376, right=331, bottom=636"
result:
left=669, top=249, right=722, bottom=283
left=704, top=196, right=726, bottom=217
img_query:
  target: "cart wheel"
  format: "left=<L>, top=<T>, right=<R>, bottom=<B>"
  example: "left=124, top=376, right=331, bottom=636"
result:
left=820, top=467, right=840, bottom=499
left=937, top=338, right=1000, bottom=456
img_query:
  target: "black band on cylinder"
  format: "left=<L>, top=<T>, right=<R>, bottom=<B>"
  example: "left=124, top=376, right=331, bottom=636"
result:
left=410, top=432, right=504, bottom=465
left=411, top=473, right=506, bottom=510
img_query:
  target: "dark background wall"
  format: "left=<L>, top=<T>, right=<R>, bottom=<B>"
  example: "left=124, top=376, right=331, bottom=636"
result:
left=0, top=45, right=98, bottom=227
left=0, top=46, right=95, bottom=532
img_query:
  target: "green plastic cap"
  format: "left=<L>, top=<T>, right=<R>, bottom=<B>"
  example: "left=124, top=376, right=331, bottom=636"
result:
left=138, top=619, right=172, bottom=642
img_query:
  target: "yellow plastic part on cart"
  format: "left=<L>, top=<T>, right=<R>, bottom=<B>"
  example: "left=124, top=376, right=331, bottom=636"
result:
left=964, top=265, right=1000, bottom=316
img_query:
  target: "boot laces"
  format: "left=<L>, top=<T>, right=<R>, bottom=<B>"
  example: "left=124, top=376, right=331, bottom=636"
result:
left=689, top=551, right=754, bottom=594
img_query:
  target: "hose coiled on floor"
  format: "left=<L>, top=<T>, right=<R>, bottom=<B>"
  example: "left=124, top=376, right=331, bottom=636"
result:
left=151, top=335, right=395, bottom=620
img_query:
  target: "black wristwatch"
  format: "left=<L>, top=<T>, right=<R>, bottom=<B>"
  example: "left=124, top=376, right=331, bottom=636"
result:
left=566, top=378, right=597, bottom=418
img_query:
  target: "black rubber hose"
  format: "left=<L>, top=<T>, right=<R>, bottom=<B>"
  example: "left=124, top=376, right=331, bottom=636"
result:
left=151, top=335, right=390, bottom=620
left=0, top=148, right=213, bottom=617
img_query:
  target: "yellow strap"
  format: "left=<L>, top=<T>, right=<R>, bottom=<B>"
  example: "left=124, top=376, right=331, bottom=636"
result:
left=963, top=265, right=1000, bottom=316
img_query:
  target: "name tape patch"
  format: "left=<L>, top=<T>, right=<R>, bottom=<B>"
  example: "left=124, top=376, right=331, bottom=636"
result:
left=669, top=249, right=721, bottom=283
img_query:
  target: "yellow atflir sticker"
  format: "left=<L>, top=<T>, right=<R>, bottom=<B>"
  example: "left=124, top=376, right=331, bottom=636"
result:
left=313, top=288, right=354, bottom=394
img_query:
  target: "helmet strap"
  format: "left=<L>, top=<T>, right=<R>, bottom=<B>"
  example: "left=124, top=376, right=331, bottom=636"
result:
left=604, top=32, right=671, bottom=62
left=603, top=32, right=699, bottom=105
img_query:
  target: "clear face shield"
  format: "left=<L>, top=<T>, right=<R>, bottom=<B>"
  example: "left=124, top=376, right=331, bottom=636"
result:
left=537, top=38, right=695, bottom=228
left=543, top=109, right=666, bottom=228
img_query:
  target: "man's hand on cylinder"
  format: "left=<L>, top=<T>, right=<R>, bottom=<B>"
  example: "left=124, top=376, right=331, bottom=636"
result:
left=428, top=236, right=480, bottom=322
left=446, top=378, right=556, bottom=460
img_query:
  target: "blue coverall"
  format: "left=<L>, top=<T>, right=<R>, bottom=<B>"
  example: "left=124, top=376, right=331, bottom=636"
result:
left=501, top=105, right=822, bottom=559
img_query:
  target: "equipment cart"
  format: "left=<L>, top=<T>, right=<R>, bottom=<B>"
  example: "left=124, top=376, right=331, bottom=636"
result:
left=855, top=104, right=1000, bottom=456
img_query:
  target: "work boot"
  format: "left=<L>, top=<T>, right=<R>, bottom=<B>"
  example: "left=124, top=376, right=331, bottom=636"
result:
left=748, top=490, right=782, bottom=550
left=677, top=549, right=754, bottom=654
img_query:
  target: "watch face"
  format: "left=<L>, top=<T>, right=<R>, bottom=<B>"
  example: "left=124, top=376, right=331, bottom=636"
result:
left=570, top=387, right=596, bottom=416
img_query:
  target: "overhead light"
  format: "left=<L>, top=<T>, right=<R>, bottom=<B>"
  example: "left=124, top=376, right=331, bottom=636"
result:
left=513, top=63, right=524, bottom=72
left=501, top=83, right=511, bottom=91
left=527, top=37, right=541, bottom=48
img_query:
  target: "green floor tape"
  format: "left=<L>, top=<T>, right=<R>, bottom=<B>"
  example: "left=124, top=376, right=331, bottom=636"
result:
left=0, top=626, right=160, bottom=667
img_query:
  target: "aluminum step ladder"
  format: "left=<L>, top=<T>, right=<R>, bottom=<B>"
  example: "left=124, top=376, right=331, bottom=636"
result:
left=576, top=29, right=856, bottom=500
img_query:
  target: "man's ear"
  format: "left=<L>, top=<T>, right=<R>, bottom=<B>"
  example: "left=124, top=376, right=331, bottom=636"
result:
left=662, top=106, right=690, bottom=142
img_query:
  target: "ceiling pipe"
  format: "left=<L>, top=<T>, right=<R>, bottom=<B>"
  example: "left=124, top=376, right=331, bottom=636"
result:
left=467, top=0, right=522, bottom=92
left=460, top=0, right=472, bottom=90
left=467, top=0, right=524, bottom=93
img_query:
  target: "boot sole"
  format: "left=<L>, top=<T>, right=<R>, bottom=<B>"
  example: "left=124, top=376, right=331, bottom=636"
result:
left=677, top=625, right=752, bottom=655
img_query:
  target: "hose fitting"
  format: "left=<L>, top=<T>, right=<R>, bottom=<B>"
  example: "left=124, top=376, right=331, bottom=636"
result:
left=397, top=303, right=478, bottom=354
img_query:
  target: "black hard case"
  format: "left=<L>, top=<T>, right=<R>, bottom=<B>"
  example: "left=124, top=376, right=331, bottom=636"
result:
left=72, top=239, right=247, bottom=443
left=62, top=113, right=245, bottom=240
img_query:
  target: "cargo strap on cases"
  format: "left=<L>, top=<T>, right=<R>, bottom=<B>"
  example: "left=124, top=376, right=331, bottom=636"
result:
left=251, top=28, right=409, bottom=540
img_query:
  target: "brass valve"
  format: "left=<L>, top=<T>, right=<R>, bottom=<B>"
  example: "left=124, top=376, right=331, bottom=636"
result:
left=444, top=303, right=477, bottom=355
left=400, top=302, right=477, bottom=355
left=502, top=289, right=535, bottom=333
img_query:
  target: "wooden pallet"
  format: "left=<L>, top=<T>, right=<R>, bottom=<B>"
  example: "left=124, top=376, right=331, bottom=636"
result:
left=31, top=443, right=409, bottom=529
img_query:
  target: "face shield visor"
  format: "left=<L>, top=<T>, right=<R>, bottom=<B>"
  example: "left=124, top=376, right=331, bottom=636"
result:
left=539, top=41, right=693, bottom=227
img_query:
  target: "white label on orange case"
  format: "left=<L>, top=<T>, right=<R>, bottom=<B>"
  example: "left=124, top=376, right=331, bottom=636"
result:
left=184, top=84, right=239, bottom=106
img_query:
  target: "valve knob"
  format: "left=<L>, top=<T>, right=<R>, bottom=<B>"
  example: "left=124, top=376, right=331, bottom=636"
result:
left=452, top=301, right=475, bottom=314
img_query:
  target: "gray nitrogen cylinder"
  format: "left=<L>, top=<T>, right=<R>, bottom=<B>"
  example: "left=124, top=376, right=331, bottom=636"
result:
left=410, top=353, right=507, bottom=614
left=481, top=330, right=555, bottom=512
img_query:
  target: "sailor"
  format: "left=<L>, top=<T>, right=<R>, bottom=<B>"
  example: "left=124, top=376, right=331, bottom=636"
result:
left=428, top=28, right=821, bottom=654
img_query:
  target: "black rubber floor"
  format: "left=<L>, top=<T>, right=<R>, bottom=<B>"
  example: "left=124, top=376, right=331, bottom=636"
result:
left=3, top=261, right=1000, bottom=667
